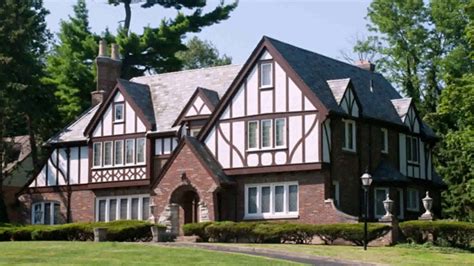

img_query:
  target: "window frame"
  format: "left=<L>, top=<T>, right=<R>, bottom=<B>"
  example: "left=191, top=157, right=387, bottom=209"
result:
left=247, top=120, right=259, bottom=150
left=114, top=140, right=124, bottom=166
left=342, top=119, right=356, bottom=152
left=381, top=128, right=388, bottom=154
left=135, top=138, right=146, bottom=164
left=260, top=119, right=273, bottom=149
left=259, top=62, right=273, bottom=89
left=103, top=141, right=113, bottom=167
left=95, top=194, right=150, bottom=222
left=31, top=201, right=60, bottom=225
left=125, top=139, right=135, bottom=165
left=114, top=103, right=124, bottom=123
left=274, top=118, right=286, bottom=148
left=244, top=182, right=299, bottom=220
left=374, top=187, right=389, bottom=218
left=93, top=142, right=102, bottom=167
left=407, top=188, right=419, bottom=211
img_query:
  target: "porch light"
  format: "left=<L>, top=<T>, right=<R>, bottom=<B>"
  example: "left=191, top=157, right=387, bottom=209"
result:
left=360, top=171, right=373, bottom=251
left=360, top=172, right=373, bottom=188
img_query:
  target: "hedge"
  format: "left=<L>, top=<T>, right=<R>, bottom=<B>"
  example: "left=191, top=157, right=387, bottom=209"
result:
left=400, top=220, right=474, bottom=249
left=0, top=220, right=163, bottom=242
left=183, top=221, right=390, bottom=245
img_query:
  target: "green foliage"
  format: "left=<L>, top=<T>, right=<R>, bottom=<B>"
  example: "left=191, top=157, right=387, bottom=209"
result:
left=184, top=221, right=390, bottom=245
left=43, top=0, right=99, bottom=124
left=109, top=0, right=237, bottom=78
left=176, top=36, right=232, bottom=70
left=400, top=220, right=474, bottom=249
left=0, top=220, right=161, bottom=242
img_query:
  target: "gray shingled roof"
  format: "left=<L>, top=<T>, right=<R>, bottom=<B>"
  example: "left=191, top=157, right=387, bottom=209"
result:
left=373, top=160, right=409, bottom=183
left=185, top=136, right=233, bottom=184
left=132, top=65, right=241, bottom=133
left=266, top=37, right=437, bottom=138
left=199, top=87, right=220, bottom=108
left=48, top=105, right=100, bottom=144
left=391, top=98, right=412, bottom=120
left=117, top=79, right=156, bottom=128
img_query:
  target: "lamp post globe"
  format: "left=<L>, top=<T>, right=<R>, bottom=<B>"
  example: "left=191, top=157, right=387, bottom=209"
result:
left=360, top=172, right=372, bottom=251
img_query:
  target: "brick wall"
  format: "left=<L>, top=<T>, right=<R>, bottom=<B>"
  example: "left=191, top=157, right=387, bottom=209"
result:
left=235, top=170, right=357, bottom=224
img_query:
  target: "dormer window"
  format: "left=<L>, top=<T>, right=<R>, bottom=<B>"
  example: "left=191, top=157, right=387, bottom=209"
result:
left=260, top=62, right=273, bottom=88
left=114, top=103, right=124, bottom=122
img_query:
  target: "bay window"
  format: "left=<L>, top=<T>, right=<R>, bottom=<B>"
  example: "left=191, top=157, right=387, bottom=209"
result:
left=245, top=182, right=298, bottom=219
left=125, top=139, right=135, bottom=164
left=93, top=142, right=102, bottom=167
left=136, top=138, right=145, bottom=164
left=93, top=137, right=145, bottom=168
left=103, top=141, right=112, bottom=166
left=114, top=140, right=123, bottom=165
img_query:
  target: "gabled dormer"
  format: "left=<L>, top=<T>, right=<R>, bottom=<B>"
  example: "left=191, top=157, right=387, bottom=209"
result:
left=327, top=78, right=361, bottom=118
left=173, top=87, right=220, bottom=137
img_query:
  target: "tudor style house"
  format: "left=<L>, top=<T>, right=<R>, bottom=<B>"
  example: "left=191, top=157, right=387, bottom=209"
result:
left=18, top=37, right=444, bottom=233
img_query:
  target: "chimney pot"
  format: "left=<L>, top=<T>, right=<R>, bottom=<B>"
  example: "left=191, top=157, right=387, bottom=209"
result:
left=98, top=40, right=107, bottom=57
left=355, top=60, right=375, bottom=72
left=111, top=43, right=120, bottom=60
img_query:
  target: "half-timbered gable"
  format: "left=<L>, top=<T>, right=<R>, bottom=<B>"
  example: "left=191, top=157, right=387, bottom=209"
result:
left=28, top=105, right=98, bottom=188
left=84, top=79, right=155, bottom=184
left=392, top=98, right=433, bottom=180
left=201, top=39, right=325, bottom=173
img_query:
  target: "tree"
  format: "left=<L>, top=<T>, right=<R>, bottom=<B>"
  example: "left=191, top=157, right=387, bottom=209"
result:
left=108, top=0, right=238, bottom=78
left=425, top=1, right=474, bottom=222
left=0, top=0, right=56, bottom=222
left=44, top=0, right=99, bottom=124
left=176, top=36, right=231, bottom=70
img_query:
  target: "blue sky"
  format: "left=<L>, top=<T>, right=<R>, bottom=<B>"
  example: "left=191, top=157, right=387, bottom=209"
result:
left=44, top=0, right=371, bottom=64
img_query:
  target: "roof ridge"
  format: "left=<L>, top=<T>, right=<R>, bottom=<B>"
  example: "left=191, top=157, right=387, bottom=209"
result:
left=131, top=64, right=241, bottom=81
left=265, top=36, right=377, bottom=74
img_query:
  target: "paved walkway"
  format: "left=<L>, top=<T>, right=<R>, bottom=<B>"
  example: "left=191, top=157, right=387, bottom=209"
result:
left=155, top=242, right=378, bottom=266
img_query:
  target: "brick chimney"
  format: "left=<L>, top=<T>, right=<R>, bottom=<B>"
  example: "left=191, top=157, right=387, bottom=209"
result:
left=91, top=40, right=122, bottom=106
left=355, top=60, right=375, bottom=72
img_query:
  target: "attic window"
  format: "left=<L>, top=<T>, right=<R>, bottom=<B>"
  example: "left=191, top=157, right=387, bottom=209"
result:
left=114, top=103, right=124, bottom=122
left=260, top=62, right=273, bottom=88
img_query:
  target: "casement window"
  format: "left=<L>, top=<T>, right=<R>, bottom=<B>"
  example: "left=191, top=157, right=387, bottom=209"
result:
left=275, top=118, right=286, bottom=147
left=406, top=136, right=419, bottom=163
left=136, top=138, right=145, bottom=164
left=374, top=187, right=389, bottom=218
left=342, top=119, right=356, bottom=152
left=244, top=182, right=298, bottom=219
left=248, top=121, right=259, bottom=149
left=407, top=188, right=419, bottom=211
left=125, top=139, right=135, bottom=164
left=261, top=120, right=272, bottom=148
left=332, top=180, right=340, bottom=207
left=381, top=128, right=388, bottom=154
left=103, top=141, right=113, bottom=166
left=32, top=202, right=60, bottom=225
left=260, top=62, right=273, bottom=88
left=114, top=140, right=124, bottom=165
left=93, top=142, right=102, bottom=167
left=114, top=103, right=124, bottom=122
left=96, top=195, right=150, bottom=222
left=247, top=118, right=286, bottom=150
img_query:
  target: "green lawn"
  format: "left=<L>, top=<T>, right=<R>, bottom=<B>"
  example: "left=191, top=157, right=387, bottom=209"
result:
left=0, top=242, right=299, bottom=265
left=220, top=243, right=473, bottom=265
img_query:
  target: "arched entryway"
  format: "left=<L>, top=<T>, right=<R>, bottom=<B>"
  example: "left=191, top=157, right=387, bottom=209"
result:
left=169, top=185, right=200, bottom=235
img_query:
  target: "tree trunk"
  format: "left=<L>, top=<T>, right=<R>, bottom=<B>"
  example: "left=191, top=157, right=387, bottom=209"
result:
left=123, top=0, right=132, bottom=36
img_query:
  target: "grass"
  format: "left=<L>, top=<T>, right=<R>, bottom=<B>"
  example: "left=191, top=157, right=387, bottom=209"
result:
left=0, top=241, right=300, bottom=265
left=219, top=243, right=473, bottom=265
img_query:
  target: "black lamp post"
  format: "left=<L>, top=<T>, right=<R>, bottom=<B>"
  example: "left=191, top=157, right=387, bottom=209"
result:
left=360, top=172, right=373, bottom=251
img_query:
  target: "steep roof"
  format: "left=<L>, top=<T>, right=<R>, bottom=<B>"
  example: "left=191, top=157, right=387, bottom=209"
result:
left=117, top=79, right=156, bottom=127
left=132, top=65, right=241, bottom=133
left=391, top=98, right=412, bottom=121
left=267, top=37, right=405, bottom=124
left=327, top=78, right=351, bottom=104
left=48, top=105, right=100, bottom=144
left=372, top=160, right=409, bottom=183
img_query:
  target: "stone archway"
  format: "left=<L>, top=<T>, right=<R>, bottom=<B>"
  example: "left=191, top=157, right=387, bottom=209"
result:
left=168, top=185, right=201, bottom=235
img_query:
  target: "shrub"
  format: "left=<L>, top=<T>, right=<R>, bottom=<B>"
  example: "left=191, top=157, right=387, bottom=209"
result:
left=183, top=222, right=213, bottom=242
left=400, top=220, right=474, bottom=249
left=101, top=220, right=155, bottom=242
